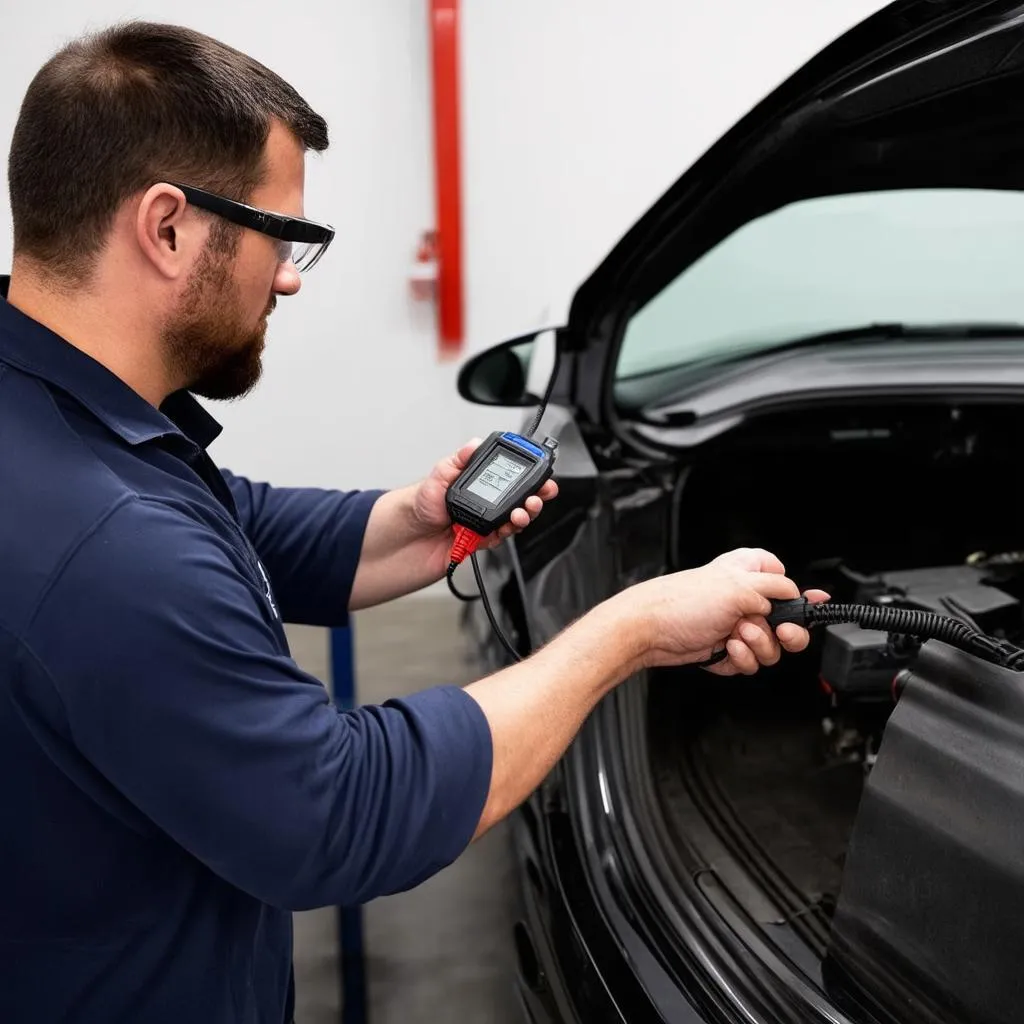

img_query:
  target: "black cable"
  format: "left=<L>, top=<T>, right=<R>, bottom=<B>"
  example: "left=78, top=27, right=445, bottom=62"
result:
left=524, top=351, right=559, bottom=439
left=445, top=556, right=522, bottom=661
left=445, top=562, right=479, bottom=602
left=802, top=602, right=980, bottom=648
left=768, top=598, right=1024, bottom=670
left=471, top=552, right=522, bottom=662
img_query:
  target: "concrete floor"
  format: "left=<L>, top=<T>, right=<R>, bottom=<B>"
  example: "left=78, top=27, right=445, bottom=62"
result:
left=285, top=597, right=522, bottom=1024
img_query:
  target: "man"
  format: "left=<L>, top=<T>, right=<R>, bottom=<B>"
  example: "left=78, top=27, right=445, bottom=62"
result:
left=0, top=21, right=824, bottom=1024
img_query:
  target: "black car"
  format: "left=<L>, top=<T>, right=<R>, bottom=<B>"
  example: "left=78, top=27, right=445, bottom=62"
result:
left=455, top=3, right=1024, bottom=1022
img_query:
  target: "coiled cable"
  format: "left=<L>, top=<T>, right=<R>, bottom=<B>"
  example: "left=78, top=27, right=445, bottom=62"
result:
left=769, top=598, right=1024, bottom=671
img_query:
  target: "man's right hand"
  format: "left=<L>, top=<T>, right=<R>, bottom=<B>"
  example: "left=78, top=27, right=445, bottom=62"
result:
left=617, top=547, right=829, bottom=674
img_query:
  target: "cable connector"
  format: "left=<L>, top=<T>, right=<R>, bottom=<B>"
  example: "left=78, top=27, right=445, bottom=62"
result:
left=446, top=525, right=486, bottom=603
left=767, top=597, right=813, bottom=629
left=447, top=524, right=484, bottom=573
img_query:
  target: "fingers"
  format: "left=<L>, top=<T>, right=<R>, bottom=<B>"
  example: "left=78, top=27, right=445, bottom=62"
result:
left=747, top=571, right=801, bottom=605
left=751, top=550, right=786, bottom=575
left=716, top=547, right=786, bottom=575
left=703, top=616, right=782, bottom=676
left=700, top=569, right=829, bottom=675
left=732, top=617, right=782, bottom=674
left=706, top=637, right=772, bottom=676
left=775, top=623, right=811, bottom=653
left=738, top=616, right=782, bottom=665
left=486, top=485, right=558, bottom=545
left=509, top=489, right=555, bottom=528
left=484, top=503, right=540, bottom=546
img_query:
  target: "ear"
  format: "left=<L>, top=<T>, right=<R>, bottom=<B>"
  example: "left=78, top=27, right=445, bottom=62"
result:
left=134, top=184, right=201, bottom=280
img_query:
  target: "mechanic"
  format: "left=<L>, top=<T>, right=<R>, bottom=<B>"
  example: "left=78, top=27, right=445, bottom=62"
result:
left=0, top=21, right=824, bottom=1024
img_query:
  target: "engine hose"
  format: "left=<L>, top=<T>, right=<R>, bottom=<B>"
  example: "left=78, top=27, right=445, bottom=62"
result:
left=768, top=598, right=1024, bottom=671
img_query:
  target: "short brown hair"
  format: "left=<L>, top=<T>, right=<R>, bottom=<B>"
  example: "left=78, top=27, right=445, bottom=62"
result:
left=8, top=21, right=329, bottom=284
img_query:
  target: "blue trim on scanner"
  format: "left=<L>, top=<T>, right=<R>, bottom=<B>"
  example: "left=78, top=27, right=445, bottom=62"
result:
left=330, top=625, right=368, bottom=1024
left=500, top=432, right=545, bottom=458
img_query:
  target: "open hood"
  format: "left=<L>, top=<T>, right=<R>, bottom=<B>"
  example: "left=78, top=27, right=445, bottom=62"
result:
left=557, top=0, right=1024, bottom=429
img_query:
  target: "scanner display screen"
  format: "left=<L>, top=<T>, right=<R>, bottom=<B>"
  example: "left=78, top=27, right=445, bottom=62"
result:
left=466, top=451, right=528, bottom=504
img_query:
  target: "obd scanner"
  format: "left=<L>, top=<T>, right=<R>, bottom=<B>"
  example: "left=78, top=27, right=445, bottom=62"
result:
left=446, top=431, right=557, bottom=539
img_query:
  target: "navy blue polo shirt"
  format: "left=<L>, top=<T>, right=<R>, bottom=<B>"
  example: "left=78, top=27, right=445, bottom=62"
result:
left=0, top=278, right=493, bottom=1023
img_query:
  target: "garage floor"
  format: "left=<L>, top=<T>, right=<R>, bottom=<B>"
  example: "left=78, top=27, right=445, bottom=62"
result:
left=285, top=597, right=522, bottom=1024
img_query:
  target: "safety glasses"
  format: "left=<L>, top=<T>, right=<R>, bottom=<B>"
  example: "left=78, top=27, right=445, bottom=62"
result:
left=166, top=182, right=335, bottom=272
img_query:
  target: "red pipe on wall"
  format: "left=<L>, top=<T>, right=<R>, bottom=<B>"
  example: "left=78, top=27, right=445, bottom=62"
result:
left=429, top=0, right=464, bottom=356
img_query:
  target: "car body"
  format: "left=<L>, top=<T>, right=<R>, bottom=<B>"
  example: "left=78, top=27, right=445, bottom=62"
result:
left=455, top=3, right=1024, bottom=1022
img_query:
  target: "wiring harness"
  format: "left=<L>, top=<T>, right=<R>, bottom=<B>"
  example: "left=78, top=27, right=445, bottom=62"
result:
left=768, top=597, right=1024, bottom=671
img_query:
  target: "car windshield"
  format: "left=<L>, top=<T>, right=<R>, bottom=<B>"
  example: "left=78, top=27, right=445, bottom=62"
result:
left=615, top=188, right=1024, bottom=381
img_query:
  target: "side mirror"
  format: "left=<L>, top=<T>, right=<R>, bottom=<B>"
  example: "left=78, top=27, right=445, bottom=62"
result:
left=457, top=329, right=561, bottom=407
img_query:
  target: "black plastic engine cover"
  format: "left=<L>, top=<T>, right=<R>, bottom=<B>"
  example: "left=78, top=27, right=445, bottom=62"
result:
left=825, top=641, right=1024, bottom=1023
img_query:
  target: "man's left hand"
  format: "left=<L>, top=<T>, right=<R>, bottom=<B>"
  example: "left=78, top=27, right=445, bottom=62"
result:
left=350, top=438, right=560, bottom=610
left=412, top=438, right=559, bottom=559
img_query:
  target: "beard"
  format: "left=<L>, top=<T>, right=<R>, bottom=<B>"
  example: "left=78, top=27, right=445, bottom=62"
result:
left=161, top=234, right=273, bottom=401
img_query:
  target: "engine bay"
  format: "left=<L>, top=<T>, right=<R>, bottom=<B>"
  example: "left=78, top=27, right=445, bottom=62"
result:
left=808, top=554, right=1024, bottom=770
left=670, top=399, right=1024, bottom=771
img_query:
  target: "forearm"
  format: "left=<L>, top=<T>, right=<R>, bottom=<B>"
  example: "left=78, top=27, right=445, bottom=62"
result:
left=348, top=487, right=450, bottom=609
left=464, top=593, right=644, bottom=839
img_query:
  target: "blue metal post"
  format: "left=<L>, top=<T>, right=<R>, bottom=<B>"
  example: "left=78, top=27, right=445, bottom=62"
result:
left=330, top=624, right=368, bottom=1024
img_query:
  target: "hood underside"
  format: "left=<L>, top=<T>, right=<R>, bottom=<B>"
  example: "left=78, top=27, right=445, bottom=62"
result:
left=565, top=0, right=1024, bottom=425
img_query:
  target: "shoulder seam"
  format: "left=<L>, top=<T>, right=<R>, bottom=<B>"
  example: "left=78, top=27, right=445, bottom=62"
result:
left=0, top=616, right=72, bottom=730
left=23, top=493, right=137, bottom=636
left=24, top=492, right=251, bottom=639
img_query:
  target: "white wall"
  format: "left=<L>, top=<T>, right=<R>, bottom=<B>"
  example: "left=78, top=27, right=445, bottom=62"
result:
left=0, top=0, right=886, bottom=492
left=461, top=0, right=888, bottom=354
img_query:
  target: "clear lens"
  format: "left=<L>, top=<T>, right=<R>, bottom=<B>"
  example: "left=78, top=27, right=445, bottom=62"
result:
left=290, top=241, right=328, bottom=272
left=273, top=238, right=330, bottom=272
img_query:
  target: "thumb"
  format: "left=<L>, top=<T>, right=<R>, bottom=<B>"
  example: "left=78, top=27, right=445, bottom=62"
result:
left=452, top=437, right=484, bottom=471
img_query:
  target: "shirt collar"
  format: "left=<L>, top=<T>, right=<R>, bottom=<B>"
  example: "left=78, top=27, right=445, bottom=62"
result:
left=0, top=274, right=222, bottom=450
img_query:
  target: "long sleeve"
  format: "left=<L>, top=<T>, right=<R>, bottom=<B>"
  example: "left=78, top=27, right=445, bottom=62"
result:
left=24, top=496, right=493, bottom=910
left=220, top=468, right=385, bottom=626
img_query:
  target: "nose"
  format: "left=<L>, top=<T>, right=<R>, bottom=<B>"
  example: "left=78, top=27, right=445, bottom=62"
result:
left=274, top=261, right=301, bottom=296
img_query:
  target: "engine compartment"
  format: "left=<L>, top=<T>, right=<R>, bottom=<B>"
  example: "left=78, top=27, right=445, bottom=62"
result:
left=672, top=400, right=1024, bottom=575
left=644, top=398, right=1024, bottom=960
left=671, top=398, right=1024, bottom=768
